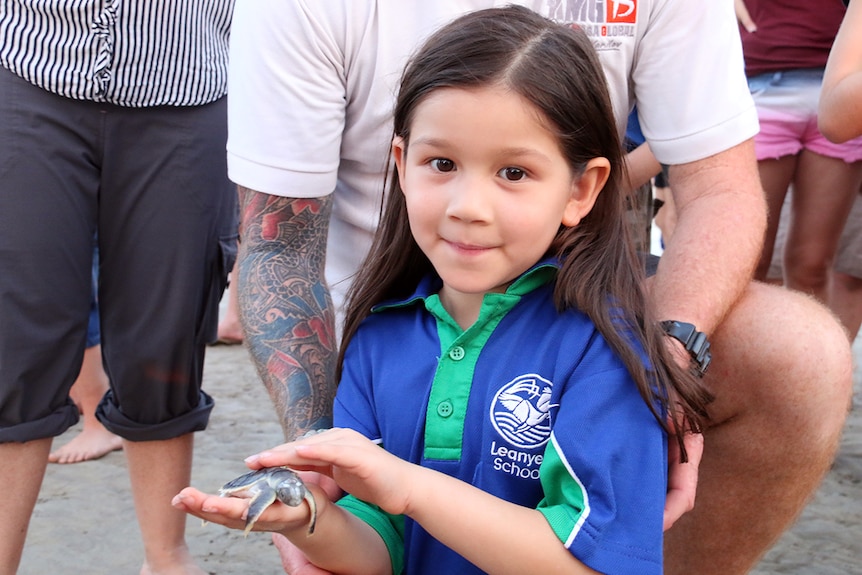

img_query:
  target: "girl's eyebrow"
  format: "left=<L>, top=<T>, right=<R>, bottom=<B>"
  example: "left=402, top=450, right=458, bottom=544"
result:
left=411, top=137, right=550, bottom=161
left=495, top=147, right=552, bottom=161
left=408, top=136, right=449, bottom=149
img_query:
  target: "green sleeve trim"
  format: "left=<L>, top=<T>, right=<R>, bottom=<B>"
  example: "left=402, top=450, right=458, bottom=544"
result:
left=536, top=434, right=589, bottom=546
left=337, top=495, right=405, bottom=574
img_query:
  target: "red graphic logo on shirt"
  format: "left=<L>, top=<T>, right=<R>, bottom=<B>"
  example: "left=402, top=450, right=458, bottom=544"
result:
left=606, top=0, right=637, bottom=24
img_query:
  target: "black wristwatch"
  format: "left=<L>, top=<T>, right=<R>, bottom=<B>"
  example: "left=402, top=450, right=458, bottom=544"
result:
left=660, top=320, right=712, bottom=376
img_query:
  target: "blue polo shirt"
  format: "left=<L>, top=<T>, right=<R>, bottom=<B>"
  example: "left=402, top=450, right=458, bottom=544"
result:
left=334, top=261, right=667, bottom=575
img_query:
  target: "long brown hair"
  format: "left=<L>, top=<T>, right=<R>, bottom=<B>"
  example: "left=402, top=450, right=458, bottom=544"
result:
left=339, top=6, right=711, bottom=459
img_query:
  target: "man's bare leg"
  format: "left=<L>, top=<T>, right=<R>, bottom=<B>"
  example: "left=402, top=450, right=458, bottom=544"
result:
left=664, top=282, right=853, bottom=574
left=124, top=434, right=207, bottom=575
left=49, top=345, right=122, bottom=463
left=0, top=438, right=51, bottom=575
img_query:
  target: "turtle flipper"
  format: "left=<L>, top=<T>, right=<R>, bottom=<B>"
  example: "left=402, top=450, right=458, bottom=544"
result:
left=304, top=490, right=317, bottom=535
left=243, top=486, right=278, bottom=536
left=217, top=466, right=316, bottom=537
left=219, top=468, right=267, bottom=494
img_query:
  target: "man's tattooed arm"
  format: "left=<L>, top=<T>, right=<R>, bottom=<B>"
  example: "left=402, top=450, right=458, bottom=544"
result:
left=236, top=186, right=337, bottom=441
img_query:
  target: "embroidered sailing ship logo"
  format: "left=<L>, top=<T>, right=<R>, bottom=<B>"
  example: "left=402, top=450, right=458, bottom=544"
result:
left=490, top=374, right=557, bottom=449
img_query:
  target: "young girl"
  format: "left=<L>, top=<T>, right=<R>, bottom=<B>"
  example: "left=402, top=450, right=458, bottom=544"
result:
left=174, top=6, right=710, bottom=574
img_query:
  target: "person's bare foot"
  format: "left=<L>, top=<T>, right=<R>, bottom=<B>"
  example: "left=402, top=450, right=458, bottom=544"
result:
left=214, top=319, right=243, bottom=345
left=139, top=548, right=208, bottom=575
left=140, top=562, right=208, bottom=575
left=48, top=427, right=123, bottom=464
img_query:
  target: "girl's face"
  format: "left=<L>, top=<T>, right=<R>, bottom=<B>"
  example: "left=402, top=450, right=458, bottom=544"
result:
left=393, top=85, right=608, bottom=324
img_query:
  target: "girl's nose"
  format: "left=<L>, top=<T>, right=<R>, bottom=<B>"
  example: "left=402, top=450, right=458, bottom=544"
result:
left=445, top=173, right=492, bottom=223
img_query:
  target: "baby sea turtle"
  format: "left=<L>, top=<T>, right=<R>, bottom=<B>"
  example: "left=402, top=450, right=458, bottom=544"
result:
left=219, top=466, right=317, bottom=536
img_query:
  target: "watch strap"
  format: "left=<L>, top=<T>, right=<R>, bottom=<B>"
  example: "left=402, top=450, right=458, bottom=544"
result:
left=660, top=320, right=712, bottom=375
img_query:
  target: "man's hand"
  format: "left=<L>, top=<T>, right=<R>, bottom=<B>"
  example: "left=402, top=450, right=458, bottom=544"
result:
left=660, top=335, right=704, bottom=530
left=664, top=428, right=703, bottom=531
left=274, top=532, right=334, bottom=575
left=271, top=473, right=340, bottom=575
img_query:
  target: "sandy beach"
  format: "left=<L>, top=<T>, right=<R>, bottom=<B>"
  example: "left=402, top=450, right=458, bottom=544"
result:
left=18, top=289, right=862, bottom=574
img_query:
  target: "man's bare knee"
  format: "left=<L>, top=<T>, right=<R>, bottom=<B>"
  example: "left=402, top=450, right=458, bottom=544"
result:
left=664, top=283, right=852, bottom=575
left=707, top=282, right=852, bottom=435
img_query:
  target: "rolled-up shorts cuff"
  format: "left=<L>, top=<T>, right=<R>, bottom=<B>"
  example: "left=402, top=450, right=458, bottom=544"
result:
left=96, top=389, right=214, bottom=442
left=0, top=401, right=80, bottom=442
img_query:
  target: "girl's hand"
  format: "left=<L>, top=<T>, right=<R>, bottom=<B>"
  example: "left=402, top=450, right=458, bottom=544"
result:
left=251, top=428, right=416, bottom=516
left=171, top=481, right=326, bottom=536
left=172, top=468, right=334, bottom=536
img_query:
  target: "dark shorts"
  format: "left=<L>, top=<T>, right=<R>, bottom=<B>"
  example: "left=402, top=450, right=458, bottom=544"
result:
left=0, top=66, right=237, bottom=442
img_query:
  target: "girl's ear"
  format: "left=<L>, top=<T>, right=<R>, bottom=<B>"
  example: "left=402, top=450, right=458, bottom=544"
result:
left=562, top=157, right=611, bottom=227
left=392, top=136, right=407, bottom=189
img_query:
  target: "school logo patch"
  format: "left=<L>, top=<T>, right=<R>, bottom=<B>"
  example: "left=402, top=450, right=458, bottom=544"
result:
left=490, top=374, right=557, bottom=449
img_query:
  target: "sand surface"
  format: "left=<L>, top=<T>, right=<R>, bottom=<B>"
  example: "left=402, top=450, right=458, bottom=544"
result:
left=18, top=293, right=862, bottom=574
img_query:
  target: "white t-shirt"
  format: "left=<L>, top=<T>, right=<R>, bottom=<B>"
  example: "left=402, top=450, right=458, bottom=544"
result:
left=227, top=0, right=758, bottom=311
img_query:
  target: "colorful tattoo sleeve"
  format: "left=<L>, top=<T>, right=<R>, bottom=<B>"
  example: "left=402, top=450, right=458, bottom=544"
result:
left=237, top=186, right=337, bottom=440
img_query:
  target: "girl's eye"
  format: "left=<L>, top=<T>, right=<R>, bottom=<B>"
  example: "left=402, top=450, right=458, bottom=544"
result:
left=430, top=158, right=456, bottom=173
left=499, top=167, right=526, bottom=182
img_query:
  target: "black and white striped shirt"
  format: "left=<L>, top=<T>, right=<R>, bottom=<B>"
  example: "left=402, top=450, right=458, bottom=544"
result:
left=0, top=0, right=233, bottom=107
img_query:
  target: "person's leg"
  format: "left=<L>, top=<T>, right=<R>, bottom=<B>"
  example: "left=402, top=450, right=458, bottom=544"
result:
left=830, top=188, right=862, bottom=340
left=664, top=282, right=852, bottom=574
left=832, top=271, right=862, bottom=340
left=124, top=434, right=206, bottom=575
left=784, top=151, right=862, bottom=302
left=0, top=439, right=51, bottom=575
left=48, top=344, right=122, bottom=463
left=95, top=100, right=235, bottom=574
left=215, top=257, right=243, bottom=344
left=49, top=245, right=122, bottom=463
left=764, top=191, right=791, bottom=285
left=0, top=68, right=97, bottom=571
left=754, top=155, right=797, bottom=281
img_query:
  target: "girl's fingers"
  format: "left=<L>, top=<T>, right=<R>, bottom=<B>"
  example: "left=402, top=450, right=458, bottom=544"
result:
left=246, top=428, right=345, bottom=468
left=293, top=441, right=362, bottom=467
left=172, top=487, right=250, bottom=529
left=173, top=485, right=318, bottom=535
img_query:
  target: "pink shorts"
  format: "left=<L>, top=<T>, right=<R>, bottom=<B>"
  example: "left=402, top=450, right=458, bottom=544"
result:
left=749, top=69, right=862, bottom=163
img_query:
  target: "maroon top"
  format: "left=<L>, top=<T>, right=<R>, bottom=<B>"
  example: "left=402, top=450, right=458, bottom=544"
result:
left=740, top=0, right=846, bottom=76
